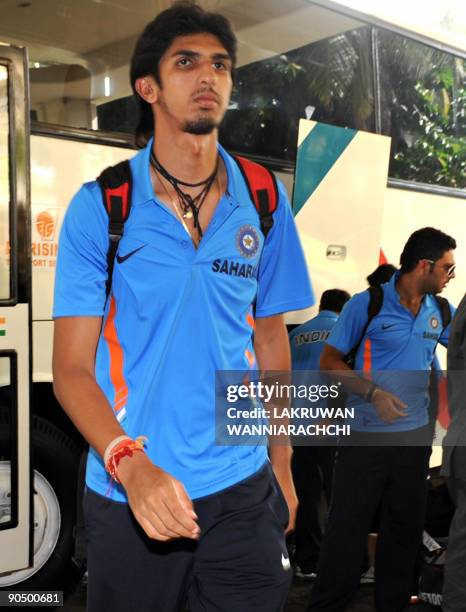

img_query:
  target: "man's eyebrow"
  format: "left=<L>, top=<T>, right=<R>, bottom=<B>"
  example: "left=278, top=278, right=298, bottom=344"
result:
left=171, top=49, right=232, bottom=62
left=212, top=53, right=232, bottom=62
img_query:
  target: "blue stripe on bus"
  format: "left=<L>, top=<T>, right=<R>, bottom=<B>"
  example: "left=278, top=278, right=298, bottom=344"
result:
left=293, top=123, right=357, bottom=215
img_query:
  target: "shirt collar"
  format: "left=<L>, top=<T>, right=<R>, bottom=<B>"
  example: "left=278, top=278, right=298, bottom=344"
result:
left=318, top=310, right=338, bottom=319
left=128, top=138, right=246, bottom=207
left=128, top=138, right=155, bottom=206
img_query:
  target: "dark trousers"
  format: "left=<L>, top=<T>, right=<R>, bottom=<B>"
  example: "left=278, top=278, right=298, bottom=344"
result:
left=84, top=462, right=292, bottom=612
left=306, top=427, right=431, bottom=612
left=291, top=445, right=336, bottom=571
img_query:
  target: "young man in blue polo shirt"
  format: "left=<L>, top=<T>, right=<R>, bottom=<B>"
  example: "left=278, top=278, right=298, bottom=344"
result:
left=289, top=289, right=350, bottom=578
left=52, top=3, right=313, bottom=611
left=307, top=227, right=456, bottom=612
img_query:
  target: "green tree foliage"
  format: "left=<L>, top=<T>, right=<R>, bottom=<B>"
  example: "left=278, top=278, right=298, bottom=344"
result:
left=391, top=61, right=465, bottom=189
left=378, top=30, right=465, bottom=189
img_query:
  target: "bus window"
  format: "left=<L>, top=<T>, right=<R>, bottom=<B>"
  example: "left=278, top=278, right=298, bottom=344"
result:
left=0, top=0, right=462, bottom=193
left=0, top=0, right=373, bottom=146
left=0, top=67, right=10, bottom=299
left=220, top=20, right=374, bottom=163
left=0, top=0, right=149, bottom=136
left=0, top=72, right=13, bottom=523
left=29, top=63, right=92, bottom=130
left=378, top=29, right=465, bottom=189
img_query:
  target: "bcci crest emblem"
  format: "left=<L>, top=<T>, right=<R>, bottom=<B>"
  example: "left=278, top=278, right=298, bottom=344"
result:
left=236, top=225, right=260, bottom=258
left=430, top=316, right=439, bottom=329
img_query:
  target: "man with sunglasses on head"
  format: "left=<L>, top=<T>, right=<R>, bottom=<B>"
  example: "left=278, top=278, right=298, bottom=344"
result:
left=307, top=227, right=456, bottom=612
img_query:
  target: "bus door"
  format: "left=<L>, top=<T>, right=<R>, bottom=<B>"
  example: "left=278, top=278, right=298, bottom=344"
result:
left=292, top=119, right=391, bottom=321
left=0, top=45, right=32, bottom=575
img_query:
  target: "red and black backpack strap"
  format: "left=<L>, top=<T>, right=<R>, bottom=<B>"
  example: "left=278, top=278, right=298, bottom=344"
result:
left=96, top=160, right=132, bottom=299
left=232, top=155, right=279, bottom=239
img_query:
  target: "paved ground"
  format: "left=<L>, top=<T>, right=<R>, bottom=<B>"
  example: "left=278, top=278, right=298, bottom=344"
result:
left=285, top=577, right=438, bottom=612
left=62, top=575, right=439, bottom=611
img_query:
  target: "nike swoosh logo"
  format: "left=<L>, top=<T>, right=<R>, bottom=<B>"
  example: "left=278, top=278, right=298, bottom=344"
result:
left=281, top=554, right=291, bottom=570
left=116, top=244, right=146, bottom=264
left=381, top=324, right=395, bottom=330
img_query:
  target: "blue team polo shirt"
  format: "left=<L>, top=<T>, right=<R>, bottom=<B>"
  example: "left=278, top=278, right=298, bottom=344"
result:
left=326, top=273, right=453, bottom=432
left=289, top=310, right=338, bottom=371
left=53, top=139, right=314, bottom=501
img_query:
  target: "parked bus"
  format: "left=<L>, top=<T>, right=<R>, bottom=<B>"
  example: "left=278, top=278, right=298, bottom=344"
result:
left=0, top=0, right=464, bottom=598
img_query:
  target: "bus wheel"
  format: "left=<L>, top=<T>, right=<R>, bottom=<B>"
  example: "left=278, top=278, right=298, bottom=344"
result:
left=0, top=414, right=85, bottom=596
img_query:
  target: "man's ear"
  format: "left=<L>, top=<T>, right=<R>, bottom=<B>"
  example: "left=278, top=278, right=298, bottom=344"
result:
left=418, top=259, right=431, bottom=276
left=135, top=76, right=159, bottom=104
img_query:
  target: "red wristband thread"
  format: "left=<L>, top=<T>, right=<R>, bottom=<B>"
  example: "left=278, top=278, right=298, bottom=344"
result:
left=105, top=436, right=147, bottom=484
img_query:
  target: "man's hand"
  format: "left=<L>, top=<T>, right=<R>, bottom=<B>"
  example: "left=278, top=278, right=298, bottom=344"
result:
left=372, top=388, right=408, bottom=423
left=272, top=460, right=298, bottom=534
left=279, top=474, right=298, bottom=535
left=117, top=452, right=200, bottom=541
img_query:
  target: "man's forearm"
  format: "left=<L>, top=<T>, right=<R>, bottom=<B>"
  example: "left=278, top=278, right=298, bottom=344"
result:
left=268, top=445, right=292, bottom=471
left=254, top=316, right=292, bottom=458
left=53, top=366, right=126, bottom=458
left=53, top=316, right=128, bottom=459
left=320, top=349, right=377, bottom=400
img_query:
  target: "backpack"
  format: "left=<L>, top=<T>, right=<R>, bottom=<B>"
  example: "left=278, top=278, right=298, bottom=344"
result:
left=418, top=531, right=448, bottom=607
left=97, top=155, right=278, bottom=299
left=344, top=285, right=451, bottom=368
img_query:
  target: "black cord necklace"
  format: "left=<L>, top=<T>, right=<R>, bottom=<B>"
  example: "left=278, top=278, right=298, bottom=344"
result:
left=150, top=152, right=219, bottom=238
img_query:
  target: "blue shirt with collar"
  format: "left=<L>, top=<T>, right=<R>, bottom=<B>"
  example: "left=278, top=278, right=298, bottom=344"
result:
left=326, top=273, right=454, bottom=432
left=53, top=139, right=314, bottom=501
left=289, top=310, right=339, bottom=371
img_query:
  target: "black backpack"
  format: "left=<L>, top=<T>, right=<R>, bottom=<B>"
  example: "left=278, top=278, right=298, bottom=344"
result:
left=344, top=285, right=451, bottom=368
left=97, top=156, right=278, bottom=299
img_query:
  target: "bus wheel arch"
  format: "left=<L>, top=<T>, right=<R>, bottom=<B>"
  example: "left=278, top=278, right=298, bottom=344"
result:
left=0, top=413, right=85, bottom=595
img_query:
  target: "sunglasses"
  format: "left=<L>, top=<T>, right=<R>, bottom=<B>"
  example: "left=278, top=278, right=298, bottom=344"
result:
left=425, top=259, right=456, bottom=278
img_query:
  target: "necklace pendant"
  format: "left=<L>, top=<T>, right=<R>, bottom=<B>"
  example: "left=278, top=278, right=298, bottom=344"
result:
left=183, top=210, right=193, bottom=219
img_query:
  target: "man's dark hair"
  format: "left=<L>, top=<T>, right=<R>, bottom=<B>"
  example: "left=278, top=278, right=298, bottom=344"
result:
left=366, top=263, right=397, bottom=287
left=399, top=227, right=456, bottom=273
left=319, top=289, right=351, bottom=314
left=130, top=1, right=237, bottom=147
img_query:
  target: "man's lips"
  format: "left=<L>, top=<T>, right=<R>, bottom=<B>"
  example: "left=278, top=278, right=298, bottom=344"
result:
left=193, top=92, right=219, bottom=106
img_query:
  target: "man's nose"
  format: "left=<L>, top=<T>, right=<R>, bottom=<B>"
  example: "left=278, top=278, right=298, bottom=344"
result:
left=198, top=62, right=217, bottom=85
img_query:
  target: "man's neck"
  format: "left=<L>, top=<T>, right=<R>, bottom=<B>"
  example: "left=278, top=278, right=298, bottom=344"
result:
left=396, top=272, right=426, bottom=307
left=152, top=127, right=219, bottom=185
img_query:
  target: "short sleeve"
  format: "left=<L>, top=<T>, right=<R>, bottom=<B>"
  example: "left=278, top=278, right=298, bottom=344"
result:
left=255, top=180, right=314, bottom=317
left=53, top=182, right=109, bottom=318
left=326, top=291, right=370, bottom=356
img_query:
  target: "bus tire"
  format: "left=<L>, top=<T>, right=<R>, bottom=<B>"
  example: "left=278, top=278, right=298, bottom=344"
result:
left=0, top=413, right=85, bottom=598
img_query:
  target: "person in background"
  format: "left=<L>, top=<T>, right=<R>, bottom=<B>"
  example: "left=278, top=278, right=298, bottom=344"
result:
left=288, top=289, right=350, bottom=579
left=308, top=227, right=456, bottom=612
left=366, top=263, right=397, bottom=287
left=364, top=262, right=397, bottom=584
